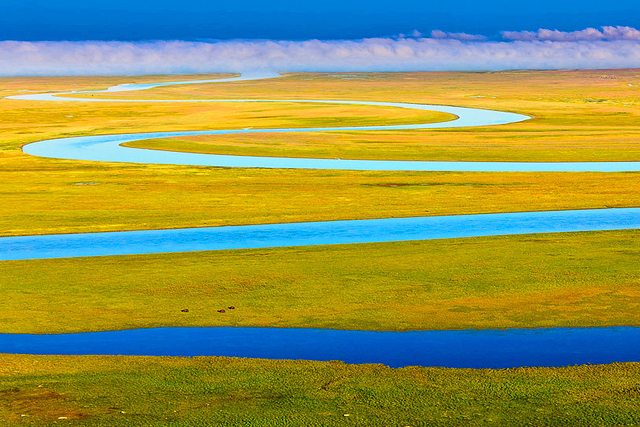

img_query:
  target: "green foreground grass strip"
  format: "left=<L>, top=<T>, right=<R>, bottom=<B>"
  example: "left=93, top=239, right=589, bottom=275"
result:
left=1, top=354, right=640, bottom=426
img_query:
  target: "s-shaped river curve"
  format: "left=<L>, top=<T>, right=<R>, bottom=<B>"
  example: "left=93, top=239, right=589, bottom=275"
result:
left=10, top=72, right=640, bottom=172
left=4, top=72, right=640, bottom=261
left=3, top=72, right=640, bottom=368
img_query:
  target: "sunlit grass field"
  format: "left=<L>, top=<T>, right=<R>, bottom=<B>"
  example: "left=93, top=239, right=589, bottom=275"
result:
left=0, top=230, right=638, bottom=334
left=0, top=70, right=638, bottom=236
left=114, top=70, right=640, bottom=162
left=2, top=355, right=640, bottom=426
left=129, top=127, right=640, bottom=162
left=2, top=160, right=639, bottom=236
left=0, top=70, right=639, bottom=425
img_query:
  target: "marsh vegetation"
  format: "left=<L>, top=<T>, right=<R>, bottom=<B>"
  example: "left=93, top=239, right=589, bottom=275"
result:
left=1, top=70, right=639, bottom=425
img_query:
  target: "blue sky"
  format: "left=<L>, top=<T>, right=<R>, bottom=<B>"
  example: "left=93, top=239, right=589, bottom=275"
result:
left=2, top=0, right=640, bottom=40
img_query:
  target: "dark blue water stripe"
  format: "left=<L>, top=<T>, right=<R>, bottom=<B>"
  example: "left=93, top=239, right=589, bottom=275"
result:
left=2, top=326, right=640, bottom=369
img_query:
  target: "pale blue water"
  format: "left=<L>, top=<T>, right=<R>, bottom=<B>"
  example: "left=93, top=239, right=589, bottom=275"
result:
left=2, top=326, right=640, bottom=369
left=10, top=74, right=640, bottom=171
left=19, top=100, right=538, bottom=171
left=1, top=208, right=638, bottom=261
left=24, top=128, right=640, bottom=170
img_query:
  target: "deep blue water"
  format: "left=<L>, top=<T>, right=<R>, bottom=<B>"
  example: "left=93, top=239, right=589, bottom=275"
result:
left=2, top=326, right=640, bottom=369
left=1, top=208, right=639, bottom=261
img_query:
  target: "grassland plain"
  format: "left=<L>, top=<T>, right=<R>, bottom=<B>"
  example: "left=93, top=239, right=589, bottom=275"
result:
left=0, top=70, right=639, bottom=236
left=1, top=71, right=640, bottom=426
left=111, top=70, right=640, bottom=162
left=2, top=355, right=640, bottom=426
left=0, top=230, right=639, bottom=334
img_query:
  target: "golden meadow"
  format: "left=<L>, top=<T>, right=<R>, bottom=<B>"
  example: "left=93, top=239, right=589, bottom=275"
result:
left=0, top=70, right=638, bottom=425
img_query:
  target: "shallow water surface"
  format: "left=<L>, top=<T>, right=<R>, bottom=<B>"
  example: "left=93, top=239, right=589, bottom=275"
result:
left=1, top=208, right=638, bottom=261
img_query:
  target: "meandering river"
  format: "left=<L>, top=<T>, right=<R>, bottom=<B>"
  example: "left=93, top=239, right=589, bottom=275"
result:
left=3, top=73, right=639, bottom=368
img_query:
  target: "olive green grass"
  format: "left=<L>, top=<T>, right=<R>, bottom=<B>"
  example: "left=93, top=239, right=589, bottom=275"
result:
left=1, top=71, right=639, bottom=426
left=1, top=230, right=638, bottom=334
left=1, top=355, right=640, bottom=426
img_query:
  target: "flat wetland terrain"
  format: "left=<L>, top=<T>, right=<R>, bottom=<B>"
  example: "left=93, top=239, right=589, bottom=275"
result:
left=2, top=355, right=640, bottom=426
left=0, top=70, right=639, bottom=425
left=1, top=230, right=639, bottom=334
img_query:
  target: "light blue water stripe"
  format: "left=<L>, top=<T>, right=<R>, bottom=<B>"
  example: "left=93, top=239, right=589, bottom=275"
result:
left=2, top=208, right=638, bottom=261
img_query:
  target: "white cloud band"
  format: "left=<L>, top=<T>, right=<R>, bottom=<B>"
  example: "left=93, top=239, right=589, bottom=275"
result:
left=1, top=27, right=639, bottom=76
left=501, top=26, right=640, bottom=41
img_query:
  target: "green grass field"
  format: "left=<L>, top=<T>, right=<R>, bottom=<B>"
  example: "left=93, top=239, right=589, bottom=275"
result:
left=1, top=230, right=638, bottom=334
left=2, top=355, right=640, bottom=426
left=2, top=161, right=639, bottom=237
left=0, top=70, right=639, bottom=425
left=1, top=71, right=639, bottom=236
